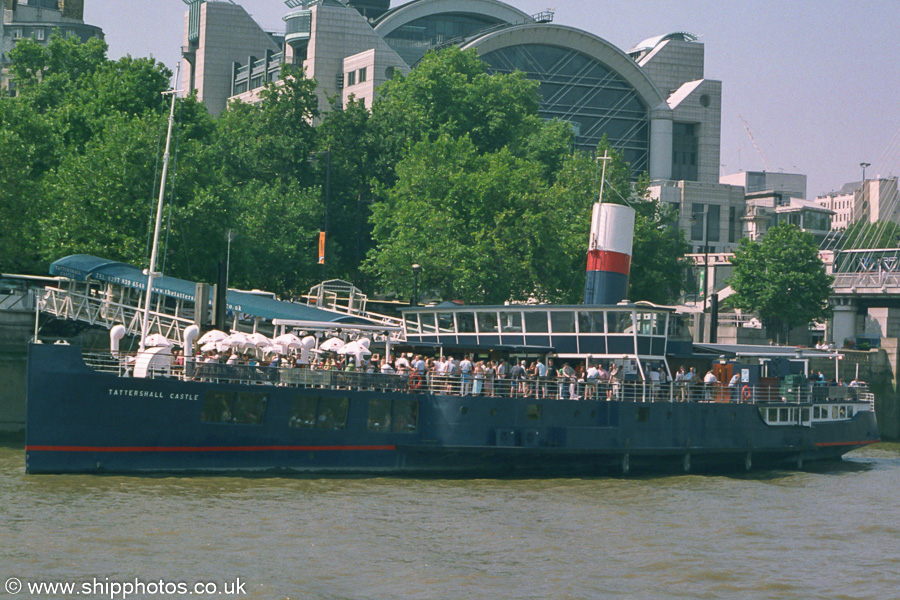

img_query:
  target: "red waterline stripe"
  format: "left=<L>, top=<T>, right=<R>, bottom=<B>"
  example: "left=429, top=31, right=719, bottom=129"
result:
left=586, top=250, right=631, bottom=276
left=26, top=445, right=397, bottom=453
left=814, top=439, right=880, bottom=448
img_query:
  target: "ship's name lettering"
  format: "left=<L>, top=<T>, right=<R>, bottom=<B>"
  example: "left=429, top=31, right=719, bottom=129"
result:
left=108, top=388, right=198, bottom=401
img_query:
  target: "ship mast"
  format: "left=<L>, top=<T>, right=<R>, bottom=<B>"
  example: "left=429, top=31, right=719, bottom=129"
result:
left=139, top=63, right=180, bottom=352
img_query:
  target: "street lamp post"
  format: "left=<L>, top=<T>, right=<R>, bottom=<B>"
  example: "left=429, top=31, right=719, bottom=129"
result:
left=690, top=207, right=710, bottom=343
left=860, top=162, right=871, bottom=182
left=412, top=263, right=421, bottom=306
left=310, top=149, right=332, bottom=281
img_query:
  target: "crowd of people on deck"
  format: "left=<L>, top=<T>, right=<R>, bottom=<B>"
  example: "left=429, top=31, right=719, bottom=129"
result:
left=177, top=346, right=866, bottom=402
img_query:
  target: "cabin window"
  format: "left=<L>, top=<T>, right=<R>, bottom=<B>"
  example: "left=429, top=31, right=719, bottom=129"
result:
left=420, top=313, right=437, bottom=334
left=550, top=311, right=575, bottom=333
left=839, top=406, right=847, bottom=418
left=636, top=313, right=655, bottom=335
left=801, top=408, right=810, bottom=422
left=768, top=408, right=777, bottom=422
left=608, top=312, right=634, bottom=333
left=201, top=391, right=267, bottom=424
left=201, top=391, right=234, bottom=423
left=437, top=313, right=454, bottom=333
left=478, top=311, right=498, bottom=333
left=832, top=406, right=839, bottom=419
left=499, top=311, right=523, bottom=333
left=457, top=312, right=476, bottom=333
left=526, top=403, right=542, bottom=421
left=289, top=396, right=318, bottom=428
left=577, top=311, right=604, bottom=333
left=779, top=408, right=789, bottom=422
left=393, top=400, right=418, bottom=433
left=318, top=396, right=349, bottom=430
left=367, top=398, right=392, bottom=432
left=290, top=395, right=349, bottom=430
left=524, top=311, right=549, bottom=333
left=404, top=312, right=420, bottom=334
left=233, top=393, right=267, bottom=424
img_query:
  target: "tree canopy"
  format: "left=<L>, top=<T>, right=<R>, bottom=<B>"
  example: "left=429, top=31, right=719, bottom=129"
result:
left=2, top=41, right=689, bottom=306
left=729, top=223, right=833, bottom=342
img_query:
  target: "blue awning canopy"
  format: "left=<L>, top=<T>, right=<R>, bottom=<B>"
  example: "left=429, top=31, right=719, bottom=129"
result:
left=49, top=254, right=370, bottom=325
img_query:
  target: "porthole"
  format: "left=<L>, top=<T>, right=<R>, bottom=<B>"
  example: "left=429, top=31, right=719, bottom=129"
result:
left=699, top=94, right=711, bottom=107
left=459, top=406, right=468, bottom=416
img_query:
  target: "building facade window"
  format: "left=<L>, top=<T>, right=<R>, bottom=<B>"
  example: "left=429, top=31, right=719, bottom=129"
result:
left=346, top=70, right=356, bottom=86
left=358, top=67, right=367, bottom=83
left=672, top=123, right=699, bottom=181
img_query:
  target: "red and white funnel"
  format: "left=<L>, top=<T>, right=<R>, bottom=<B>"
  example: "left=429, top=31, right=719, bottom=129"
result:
left=584, top=202, right=635, bottom=305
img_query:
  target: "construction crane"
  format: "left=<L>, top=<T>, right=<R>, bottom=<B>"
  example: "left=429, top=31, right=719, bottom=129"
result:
left=739, top=115, right=770, bottom=172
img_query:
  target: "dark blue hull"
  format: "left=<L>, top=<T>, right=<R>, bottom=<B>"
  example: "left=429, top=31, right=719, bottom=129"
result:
left=25, top=344, right=880, bottom=475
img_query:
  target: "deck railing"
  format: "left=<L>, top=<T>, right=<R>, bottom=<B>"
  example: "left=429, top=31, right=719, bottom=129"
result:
left=82, top=352, right=872, bottom=405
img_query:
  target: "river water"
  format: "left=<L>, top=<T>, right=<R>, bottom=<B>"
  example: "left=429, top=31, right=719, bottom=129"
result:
left=1, top=442, right=898, bottom=600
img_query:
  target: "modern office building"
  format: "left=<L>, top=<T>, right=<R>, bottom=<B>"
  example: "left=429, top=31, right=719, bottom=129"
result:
left=815, top=177, right=900, bottom=231
left=720, top=170, right=807, bottom=200
left=1, top=0, right=104, bottom=92
left=182, top=0, right=732, bottom=188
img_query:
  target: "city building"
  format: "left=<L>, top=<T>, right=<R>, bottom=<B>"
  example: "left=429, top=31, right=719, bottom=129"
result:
left=743, top=190, right=833, bottom=246
left=182, top=0, right=731, bottom=186
left=1, top=0, right=104, bottom=93
left=815, top=177, right=900, bottom=231
left=719, top=170, right=807, bottom=200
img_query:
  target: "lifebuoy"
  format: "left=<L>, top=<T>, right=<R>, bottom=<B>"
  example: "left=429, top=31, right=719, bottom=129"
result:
left=409, top=373, right=422, bottom=390
left=741, top=385, right=751, bottom=402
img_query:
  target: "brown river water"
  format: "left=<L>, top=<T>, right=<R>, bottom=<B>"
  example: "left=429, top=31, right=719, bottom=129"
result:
left=1, top=442, right=898, bottom=600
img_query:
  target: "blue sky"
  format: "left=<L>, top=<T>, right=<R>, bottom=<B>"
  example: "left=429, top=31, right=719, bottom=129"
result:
left=85, top=0, right=900, bottom=198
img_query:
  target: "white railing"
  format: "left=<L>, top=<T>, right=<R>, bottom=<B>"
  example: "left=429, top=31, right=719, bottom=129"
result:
left=80, top=351, right=874, bottom=406
left=41, top=287, right=194, bottom=345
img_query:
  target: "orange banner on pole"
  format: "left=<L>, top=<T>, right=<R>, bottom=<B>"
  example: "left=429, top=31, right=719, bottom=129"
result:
left=318, top=231, right=326, bottom=264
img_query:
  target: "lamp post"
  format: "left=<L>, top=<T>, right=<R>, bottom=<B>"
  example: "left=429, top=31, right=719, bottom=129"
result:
left=860, top=162, right=871, bottom=182
left=690, top=207, right=710, bottom=342
left=412, top=263, right=421, bottom=306
left=310, top=149, right=332, bottom=281
left=225, top=229, right=234, bottom=292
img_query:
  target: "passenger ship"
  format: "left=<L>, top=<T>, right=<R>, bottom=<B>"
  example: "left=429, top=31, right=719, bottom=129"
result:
left=23, top=98, right=879, bottom=474
left=24, top=203, right=879, bottom=475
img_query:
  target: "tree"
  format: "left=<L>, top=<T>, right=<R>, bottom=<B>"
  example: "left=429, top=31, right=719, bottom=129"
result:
left=729, top=223, right=833, bottom=342
left=837, top=220, right=900, bottom=251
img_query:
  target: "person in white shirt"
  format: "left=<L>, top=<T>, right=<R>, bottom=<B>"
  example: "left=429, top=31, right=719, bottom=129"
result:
left=536, top=359, right=548, bottom=398
left=459, top=355, right=473, bottom=395
left=703, top=369, right=718, bottom=401
left=585, top=363, right=599, bottom=399
left=395, top=352, right=410, bottom=374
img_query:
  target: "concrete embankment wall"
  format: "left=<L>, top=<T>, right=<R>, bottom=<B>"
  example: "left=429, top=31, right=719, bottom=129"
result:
left=0, top=311, right=31, bottom=433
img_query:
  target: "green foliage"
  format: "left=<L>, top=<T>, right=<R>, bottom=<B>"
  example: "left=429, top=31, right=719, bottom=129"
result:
left=4, top=37, right=689, bottom=306
left=8, top=33, right=108, bottom=94
left=729, top=223, right=833, bottom=341
left=838, top=220, right=900, bottom=250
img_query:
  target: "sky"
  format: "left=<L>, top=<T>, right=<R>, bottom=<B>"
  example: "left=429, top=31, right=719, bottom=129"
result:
left=83, top=0, right=900, bottom=198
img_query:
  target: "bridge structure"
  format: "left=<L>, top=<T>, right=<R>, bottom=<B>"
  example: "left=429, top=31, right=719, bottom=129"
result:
left=683, top=248, right=900, bottom=347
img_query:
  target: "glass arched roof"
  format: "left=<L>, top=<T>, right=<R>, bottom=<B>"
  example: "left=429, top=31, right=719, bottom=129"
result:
left=480, top=43, right=650, bottom=172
